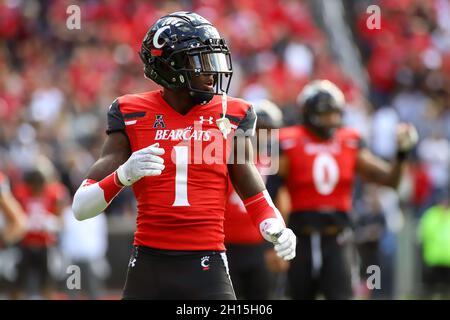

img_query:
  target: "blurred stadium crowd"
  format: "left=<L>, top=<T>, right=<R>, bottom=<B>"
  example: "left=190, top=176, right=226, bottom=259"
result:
left=0, top=0, right=449, bottom=299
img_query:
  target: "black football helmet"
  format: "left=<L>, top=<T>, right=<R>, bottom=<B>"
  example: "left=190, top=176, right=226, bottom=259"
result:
left=297, top=80, right=345, bottom=139
left=140, top=11, right=233, bottom=105
left=252, top=99, right=284, bottom=129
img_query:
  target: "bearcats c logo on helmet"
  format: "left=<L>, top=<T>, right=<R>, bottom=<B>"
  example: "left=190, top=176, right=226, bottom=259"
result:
left=152, top=25, right=170, bottom=49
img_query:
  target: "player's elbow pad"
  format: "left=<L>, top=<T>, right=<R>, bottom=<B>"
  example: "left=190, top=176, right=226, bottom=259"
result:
left=72, top=172, right=123, bottom=221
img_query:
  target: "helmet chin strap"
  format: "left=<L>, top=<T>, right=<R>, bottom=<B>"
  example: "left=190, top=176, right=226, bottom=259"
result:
left=216, top=92, right=231, bottom=139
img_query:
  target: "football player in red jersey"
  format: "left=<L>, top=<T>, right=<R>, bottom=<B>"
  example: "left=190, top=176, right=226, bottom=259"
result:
left=72, top=12, right=296, bottom=300
left=278, top=80, right=418, bottom=299
left=0, top=171, right=27, bottom=245
left=224, top=100, right=289, bottom=300
left=13, top=168, right=68, bottom=299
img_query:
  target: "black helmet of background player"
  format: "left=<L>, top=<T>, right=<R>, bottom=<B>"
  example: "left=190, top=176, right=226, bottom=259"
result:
left=140, top=11, right=233, bottom=105
left=23, top=169, right=46, bottom=194
left=297, top=80, right=345, bottom=140
left=253, top=99, right=284, bottom=130
left=251, top=100, right=283, bottom=157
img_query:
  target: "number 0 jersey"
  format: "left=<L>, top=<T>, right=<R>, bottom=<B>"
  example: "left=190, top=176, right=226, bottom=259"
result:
left=107, top=90, right=256, bottom=251
left=279, top=125, right=363, bottom=214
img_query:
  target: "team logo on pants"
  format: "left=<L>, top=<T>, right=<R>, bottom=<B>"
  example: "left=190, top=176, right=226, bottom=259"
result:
left=201, top=256, right=210, bottom=271
left=153, top=114, right=166, bottom=128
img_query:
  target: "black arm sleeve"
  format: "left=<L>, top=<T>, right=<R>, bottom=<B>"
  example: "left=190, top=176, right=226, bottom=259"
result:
left=236, top=105, right=257, bottom=136
left=106, top=99, right=125, bottom=134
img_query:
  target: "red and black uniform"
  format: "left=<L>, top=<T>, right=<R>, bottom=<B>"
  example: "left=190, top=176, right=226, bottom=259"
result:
left=224, top=171, right=267, bottom=245
left=13, top=181, right=67, bottom=292
left=107, top=90, right=256, bottom=299
left=280, top=125, right=363, bottom=299
left=224, top=159, right=271, bottom=299
left=14, top=182, right=66, bottom=248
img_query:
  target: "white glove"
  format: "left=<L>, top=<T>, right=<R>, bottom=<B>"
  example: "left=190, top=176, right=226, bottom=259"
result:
left=260, top=218, right=296, bottom=261
left=397, top=123, right=418, bottom=152
left=116, top=143, right=165, bottom=186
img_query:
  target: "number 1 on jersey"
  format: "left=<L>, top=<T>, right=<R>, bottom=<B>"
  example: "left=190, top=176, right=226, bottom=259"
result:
left=172, top=146, right=190, bottom=206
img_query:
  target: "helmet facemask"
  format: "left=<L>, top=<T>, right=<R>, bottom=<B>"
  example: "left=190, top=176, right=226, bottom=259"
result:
left=182, top=40, right=233, bottom=104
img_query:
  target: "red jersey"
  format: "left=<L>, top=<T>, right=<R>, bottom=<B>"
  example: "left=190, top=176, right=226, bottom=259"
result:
left=280, top=125, right=362, bottom=213
left=224, top=183, right=263, bottom=245
left=107, top=90, right=256, bottom=251
left=223, top=159, right=272, bottom=245
left=14, top=182, right=68, bottom=247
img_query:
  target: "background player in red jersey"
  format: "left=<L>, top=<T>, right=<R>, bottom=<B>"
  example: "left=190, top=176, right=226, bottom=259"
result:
left=278, top=80, right=418, bottom=300
left=0, top=172, right=26, bottom=245
left=71, top=12, right=296, bottom=300
left=224, top=99, right=289, bottom=300
left=13, top=168, right=68, bottom=299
